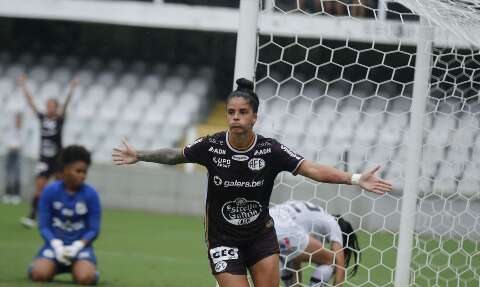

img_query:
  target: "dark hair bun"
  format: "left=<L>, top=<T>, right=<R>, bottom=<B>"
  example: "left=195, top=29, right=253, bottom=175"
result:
left=236, top=78, right=254, bottom=92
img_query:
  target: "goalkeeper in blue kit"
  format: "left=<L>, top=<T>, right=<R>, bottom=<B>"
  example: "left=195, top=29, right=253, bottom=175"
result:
left=28, top=145, right=101, bottom=285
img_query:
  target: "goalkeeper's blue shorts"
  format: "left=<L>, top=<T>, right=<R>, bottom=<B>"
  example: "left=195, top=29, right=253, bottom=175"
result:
left=32, top=244, right=98, bottom=273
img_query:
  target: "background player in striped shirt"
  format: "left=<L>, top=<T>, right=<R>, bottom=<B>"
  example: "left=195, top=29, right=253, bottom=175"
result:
left=18, top=74, right=79, bottom=228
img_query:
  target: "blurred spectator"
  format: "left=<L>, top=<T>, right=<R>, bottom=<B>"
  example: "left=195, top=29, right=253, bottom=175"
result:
left=3, top=112, right=24, bottom=205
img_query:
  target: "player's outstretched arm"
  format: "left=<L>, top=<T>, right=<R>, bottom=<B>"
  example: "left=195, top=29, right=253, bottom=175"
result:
left=112, top=138, right=190, bottom=165
left=60, top=78, right=79, bottom=117
left=18, top=74, right=39, bottom=114
left=297, top=160, right=392, bottom=194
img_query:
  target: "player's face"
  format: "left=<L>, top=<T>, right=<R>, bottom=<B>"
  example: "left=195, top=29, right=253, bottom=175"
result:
left=46, top=99, right=58, bottom=117
left=226, top=97, right=257, bottom=134
left=64, top=161, right=88, bottom=190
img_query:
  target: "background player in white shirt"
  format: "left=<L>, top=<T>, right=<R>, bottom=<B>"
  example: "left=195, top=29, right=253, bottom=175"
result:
left=3, top=112, right=24, bottom=204
left=270, top=200, right=360, bottom=286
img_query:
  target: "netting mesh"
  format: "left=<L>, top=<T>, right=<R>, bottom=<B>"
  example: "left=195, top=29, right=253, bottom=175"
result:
left=255, top=1, right=480, bottom=286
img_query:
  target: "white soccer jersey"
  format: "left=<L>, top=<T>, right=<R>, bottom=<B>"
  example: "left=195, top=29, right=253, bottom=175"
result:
left=277, top=200, right=343, bottom=246
left=269, top=205, right=309, bottom=260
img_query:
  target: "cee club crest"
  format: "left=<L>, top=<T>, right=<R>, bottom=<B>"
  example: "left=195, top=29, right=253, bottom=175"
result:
left=248, top=158, right=265, bottom=171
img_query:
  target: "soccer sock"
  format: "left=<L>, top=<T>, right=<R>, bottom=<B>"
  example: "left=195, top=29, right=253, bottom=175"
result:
left=29, top=196, right=40, bottom=219
left=310, top=265, right=334, bottom=286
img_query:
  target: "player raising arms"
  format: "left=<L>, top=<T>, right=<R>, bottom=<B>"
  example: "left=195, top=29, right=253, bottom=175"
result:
left=28, top=145, right=101, bottom=285
left=19, top=74, right=79, bottom=228
left=270, top=200, right=360, bottom=286
left=112, top=78, right=391, bottom=287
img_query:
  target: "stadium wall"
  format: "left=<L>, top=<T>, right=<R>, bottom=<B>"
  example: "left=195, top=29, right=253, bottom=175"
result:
left=1, top=157, right=478, bottom=240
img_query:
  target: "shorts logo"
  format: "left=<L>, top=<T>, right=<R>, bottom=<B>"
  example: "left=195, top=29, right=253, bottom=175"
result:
left=213, top=157, right=231, bottom=168
left=43, top=249, right=55, bottom=259
left=248, top=158, right=266, bottom=171
left=254, top=148, right=271, bottom=156
left=222, top=198, right=262, bottom=225
left=210, top=246, right=239, bottom=264
left=78, top=251, right=90, bottom=259
left=215, top=261, right=227, bottom=272
left=209, top=146, right=226, bottom=155
left=214, top=176, right=223, bottom=186
left=232, top=154, right=249, bottom=161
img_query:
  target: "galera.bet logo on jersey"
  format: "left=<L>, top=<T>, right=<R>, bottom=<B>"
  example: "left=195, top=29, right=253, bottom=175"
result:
left=248, top=158, right=265, bottom=171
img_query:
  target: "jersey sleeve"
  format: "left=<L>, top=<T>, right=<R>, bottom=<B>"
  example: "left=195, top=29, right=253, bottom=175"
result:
left=182, top=136, right=210, bottom=166
left=271, top=139, right=305, bottom=175
left=38, top=185, right=55, bottom=243
left=82, top=188, right=101, bottom=243
left=327, top=217, right=344, bottom=246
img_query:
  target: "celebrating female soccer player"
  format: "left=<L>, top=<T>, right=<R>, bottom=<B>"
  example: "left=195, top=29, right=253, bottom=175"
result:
left=112, top=78, right=391, bottom=287
left=28, top=145, right=101, bottom=285
left=270, top=200, right=360, bottom=287
left=19, top=74, right=79, bottom=228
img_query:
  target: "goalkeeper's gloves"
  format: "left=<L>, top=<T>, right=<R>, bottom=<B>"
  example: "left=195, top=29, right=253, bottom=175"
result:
left=64, top=240, right=85, bottom=260
left=50, top=239, right=71, bottom=266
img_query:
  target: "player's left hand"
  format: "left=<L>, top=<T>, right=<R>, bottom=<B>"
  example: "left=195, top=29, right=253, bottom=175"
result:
left=70, top=78, right=79, bottom=88
left=64, top=240, right=85, bottom=260
left=359, top=166, right=393, bottom=195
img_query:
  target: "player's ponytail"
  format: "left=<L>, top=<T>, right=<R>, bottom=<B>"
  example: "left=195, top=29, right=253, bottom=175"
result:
left=335, top=215, right=361, bottom=277
left=227, top=78, right=260, bottom=113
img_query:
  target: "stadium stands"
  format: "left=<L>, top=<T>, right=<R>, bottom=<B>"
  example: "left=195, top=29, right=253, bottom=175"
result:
left=0, top=52, right=213, bottom=162
left=254, top=79, right=480, bottom=196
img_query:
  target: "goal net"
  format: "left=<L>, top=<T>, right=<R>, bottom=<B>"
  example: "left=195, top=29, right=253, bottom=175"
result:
left=253, top=0, right=480, bottom=286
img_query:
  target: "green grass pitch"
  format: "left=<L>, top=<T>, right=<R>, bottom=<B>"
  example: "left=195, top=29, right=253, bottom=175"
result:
left=0, top=203, right=478, bottom=286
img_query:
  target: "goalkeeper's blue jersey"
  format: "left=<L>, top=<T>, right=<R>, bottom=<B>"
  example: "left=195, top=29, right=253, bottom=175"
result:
left=38, top=180, right=101, bottom=246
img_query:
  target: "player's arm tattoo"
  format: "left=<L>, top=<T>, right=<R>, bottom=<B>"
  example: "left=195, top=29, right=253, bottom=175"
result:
left=137, top=148, right=190, bottom=165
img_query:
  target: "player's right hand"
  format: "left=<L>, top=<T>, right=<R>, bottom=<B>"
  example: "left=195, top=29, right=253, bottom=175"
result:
left=50, top=239, right=72, bottom=266
left=112, top=137, right=139, bottom=165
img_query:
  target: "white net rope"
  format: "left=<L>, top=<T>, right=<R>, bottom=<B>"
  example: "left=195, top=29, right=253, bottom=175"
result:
left=397, top=0, right=480, bottom=46
left=256, top=1, right=480, bottom=286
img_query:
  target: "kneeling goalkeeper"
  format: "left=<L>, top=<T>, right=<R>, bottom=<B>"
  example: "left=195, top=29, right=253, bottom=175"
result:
left=28, top=145, right=101, bottom=285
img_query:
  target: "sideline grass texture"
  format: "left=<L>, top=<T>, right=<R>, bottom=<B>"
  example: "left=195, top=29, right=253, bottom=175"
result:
left=0, top=203, right=478, bottom=286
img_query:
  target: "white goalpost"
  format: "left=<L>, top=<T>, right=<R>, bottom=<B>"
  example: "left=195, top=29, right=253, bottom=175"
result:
left=233, top=0, right=480, bottom=286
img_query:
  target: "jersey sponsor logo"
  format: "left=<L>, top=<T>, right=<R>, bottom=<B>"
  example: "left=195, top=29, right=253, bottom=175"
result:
left=62, top=208, right=74, bottom=217
left=208, top=138, right=224, bottom=145
left=215, top=261, right=227, bottom=272
left=213, top=157, right=231, bottom=168
left=209, top=246, right=239, bottom=264
left=254, top=148, right=271, bottom=156
left=53, top=201, right=63, bottom=210
left=248, top=158, right=266, bottom=171
left=222, top=197, right=262, bottom=225
left=209, top=146, right=226, bottom=155
left=280, top=145, right=302, bottom=161
left=257, top=141, right=272, bottom=147
left=232, top=154, right=249, bottom=161
left=213, top=176, right=264, bottom=188
left=186, top=137, right=203, bottom=148
left=214, top=176, right=223, bottom=186
left=75, top=202, right=88, bottom=215
left=52, top=217, right=85, bottom=232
